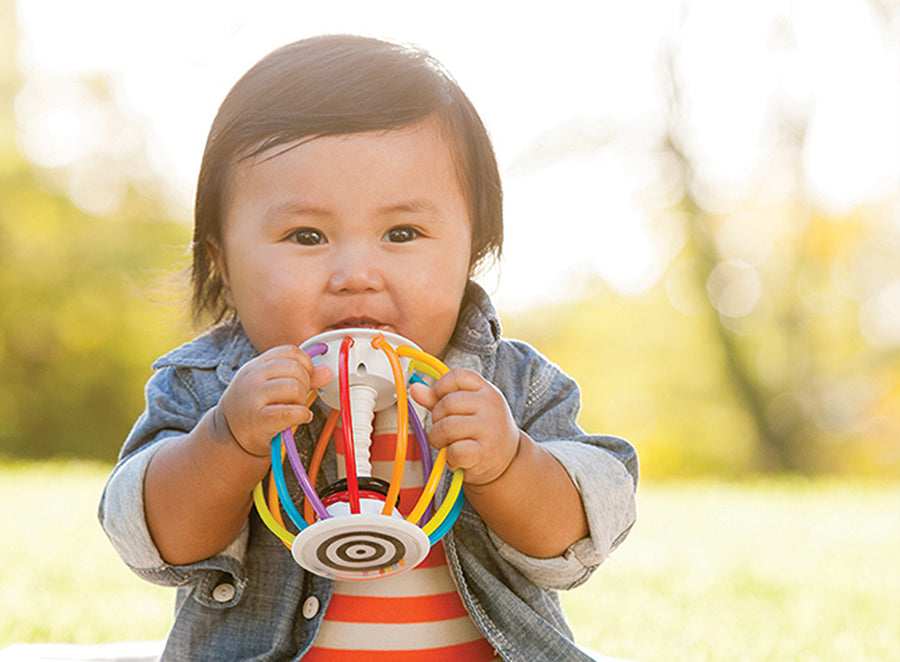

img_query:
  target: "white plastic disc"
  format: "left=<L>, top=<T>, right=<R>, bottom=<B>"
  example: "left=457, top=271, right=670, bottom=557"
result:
left=292, top=514, right=431, bottom=581
left=300, top=328, right=421, bottom=412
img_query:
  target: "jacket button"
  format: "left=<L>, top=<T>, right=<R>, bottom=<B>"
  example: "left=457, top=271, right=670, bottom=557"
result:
left=212, top=582, right=236, bottom=603
left=302, top=596, right=320, bottom=619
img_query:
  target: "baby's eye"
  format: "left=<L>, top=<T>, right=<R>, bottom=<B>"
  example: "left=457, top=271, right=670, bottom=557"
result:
left=384, top=225, right=421, bottom=243
left=288, top=228, right=326, bottom=245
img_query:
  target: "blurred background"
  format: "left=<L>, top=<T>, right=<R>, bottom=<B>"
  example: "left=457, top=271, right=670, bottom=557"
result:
left=1, top=0, right=898, bottom=480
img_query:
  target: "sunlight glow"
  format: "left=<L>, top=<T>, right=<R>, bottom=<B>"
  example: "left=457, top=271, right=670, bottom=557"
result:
left=15, top=0, right=900, bottom=307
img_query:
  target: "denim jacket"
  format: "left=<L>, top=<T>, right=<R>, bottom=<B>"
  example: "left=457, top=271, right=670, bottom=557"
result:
left=99, top=282, right=638, bottom=661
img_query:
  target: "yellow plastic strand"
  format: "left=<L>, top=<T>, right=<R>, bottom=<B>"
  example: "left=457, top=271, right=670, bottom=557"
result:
left=406, top=447, right=447, bottom=525
left=422, top=468, right=464, bottom=536
left=409, top=359, right=441, bottom=381
left=396, top=346, right=450, bottom=377
left=253, top=482, right=295, bottom=547
left=396, top=345, right=451, bottom=525
left=267, top=445, right=288, bottom=530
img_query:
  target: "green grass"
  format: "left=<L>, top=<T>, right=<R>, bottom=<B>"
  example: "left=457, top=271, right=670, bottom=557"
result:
left=563, top=479, right=900, bottom=661
left=1, top=462, right=897, bottom=661
left=0, top=460, right=172, bottom=645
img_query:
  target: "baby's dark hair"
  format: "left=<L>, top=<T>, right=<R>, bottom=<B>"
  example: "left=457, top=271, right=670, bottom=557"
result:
left=191, top=34, right=503, bottom=326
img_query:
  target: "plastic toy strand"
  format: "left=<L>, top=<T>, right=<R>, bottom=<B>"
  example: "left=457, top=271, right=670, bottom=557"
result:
left=265, top=392, right=330, bottom=535
left=371, top=335, right=409, bottom=516
left=422, top=467, right=464, bottom=537
left=253, top=472, right=294, bottom=546
left=395, top=345, right=456, bottom=527
left=425, top=473, right=465, bottom=544
left=267, top=445, right=287, bottom=529
left=407, top=394, right=433, bottom=523
left=303, top=408, right=340, bottom=523
left=272, top=432, right=315, bottom=529
left=409, top=359, right=441, bottom=381
left=338, top=336, right=361, bottom=514
left=406, top=448, right=447, bottom=526
left=281, top=428, right=330, bottom=522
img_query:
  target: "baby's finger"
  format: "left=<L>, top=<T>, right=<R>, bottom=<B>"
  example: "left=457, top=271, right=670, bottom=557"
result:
left=260, top=357, right=311, bottom=386
left=428, top=414, right=481, bottom=450
left=262, top=343, right=313, bottom=365
left=310, top=365, right=333, bottom=391
left=409, top=382, right=438, bottom=411
left=260, top=403, right=314, bottom=431
left=444, top=439, right=483, bottom=473
left=258, top=376, right=309, bottom=405
left=258, top=345, right=316, bottom=379
left=429, top=388, right=483, bottom=422
left=432, top=368, right=486, bottom=399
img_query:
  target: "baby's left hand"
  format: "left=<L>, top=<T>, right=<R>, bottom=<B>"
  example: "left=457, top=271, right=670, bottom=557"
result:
left=410, top=368, right=521, bottom=486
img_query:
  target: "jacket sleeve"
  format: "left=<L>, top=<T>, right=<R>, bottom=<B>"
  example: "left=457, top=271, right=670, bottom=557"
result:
left=97, top=365, right=248, bottom=592
left=488, top=340, right=638, bottom=590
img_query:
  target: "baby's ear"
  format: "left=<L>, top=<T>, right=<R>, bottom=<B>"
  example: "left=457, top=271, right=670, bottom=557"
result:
left=206, top=240, right=234, bottom=307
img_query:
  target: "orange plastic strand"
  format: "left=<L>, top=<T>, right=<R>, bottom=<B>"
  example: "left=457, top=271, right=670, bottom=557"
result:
left=304, top=409, right=339, bottom=523
left=372, top=335, right=409, bottom=516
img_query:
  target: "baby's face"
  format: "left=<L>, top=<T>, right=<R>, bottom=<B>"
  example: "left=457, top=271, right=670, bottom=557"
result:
left=215, top=118, right=472, bottom=357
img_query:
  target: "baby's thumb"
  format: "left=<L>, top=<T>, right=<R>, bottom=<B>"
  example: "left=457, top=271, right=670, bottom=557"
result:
left=409, top=382, right=437, bottom=411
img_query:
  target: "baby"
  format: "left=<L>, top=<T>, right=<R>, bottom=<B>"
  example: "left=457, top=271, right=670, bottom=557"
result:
left=100, top=34, right=638, bottom=661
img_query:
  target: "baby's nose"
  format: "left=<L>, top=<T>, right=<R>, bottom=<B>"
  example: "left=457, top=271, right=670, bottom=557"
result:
left=327, top=245, right=385, bottom=294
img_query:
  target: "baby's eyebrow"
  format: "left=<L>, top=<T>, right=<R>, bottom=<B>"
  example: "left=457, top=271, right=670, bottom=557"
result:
left=263, top=201, right=330, bottom=222
left=262, top=198, right=444, bottom=224
left=377, top=199, right=442, bottom=217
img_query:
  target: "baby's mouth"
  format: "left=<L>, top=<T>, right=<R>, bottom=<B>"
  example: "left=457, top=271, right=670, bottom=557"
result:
left=328, top=317, right=389, bottom=331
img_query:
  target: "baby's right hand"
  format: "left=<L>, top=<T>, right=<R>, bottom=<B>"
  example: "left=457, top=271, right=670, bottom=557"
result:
left=213, top=345, right=332, bottom=457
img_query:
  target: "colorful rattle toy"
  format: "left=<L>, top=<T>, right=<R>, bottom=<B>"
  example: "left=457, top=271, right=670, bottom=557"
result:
left=252, top=328, right=465, bottom=581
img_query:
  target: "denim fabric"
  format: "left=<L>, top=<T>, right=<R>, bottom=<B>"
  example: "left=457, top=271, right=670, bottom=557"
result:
left=99, top=282, right=638, bottom=661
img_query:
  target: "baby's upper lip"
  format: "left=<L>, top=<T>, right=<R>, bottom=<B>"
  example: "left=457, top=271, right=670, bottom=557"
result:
left=327, top=317, right=389, bottom=330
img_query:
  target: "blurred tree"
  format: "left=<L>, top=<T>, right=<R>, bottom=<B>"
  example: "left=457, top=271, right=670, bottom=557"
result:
left=505, top=2, right=900, bottom=478
left=653, top=4, right=900, bottom=476
left=1, top=0, right=191, bottom=460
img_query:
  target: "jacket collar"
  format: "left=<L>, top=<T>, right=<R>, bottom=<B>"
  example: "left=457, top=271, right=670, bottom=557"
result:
left=152, top=321, right=258, bottom=386
left=447, top=281, right=502, bottom=358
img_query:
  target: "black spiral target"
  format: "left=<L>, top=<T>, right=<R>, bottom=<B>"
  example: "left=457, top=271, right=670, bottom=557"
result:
left=315, top=530, right=406, bottom=573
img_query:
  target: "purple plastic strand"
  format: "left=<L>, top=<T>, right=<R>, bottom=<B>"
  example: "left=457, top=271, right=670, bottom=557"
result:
left=407, top=397, right=434, bottom=523
left=284, top=340, right=329, bottom=520
left=281, top=429, right=331, bottom=521
left=305, top=343, right=328, bottom=358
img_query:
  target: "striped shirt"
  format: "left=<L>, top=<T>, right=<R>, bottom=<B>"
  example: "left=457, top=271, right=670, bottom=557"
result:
left=304, top=407, right=499, bottom=661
